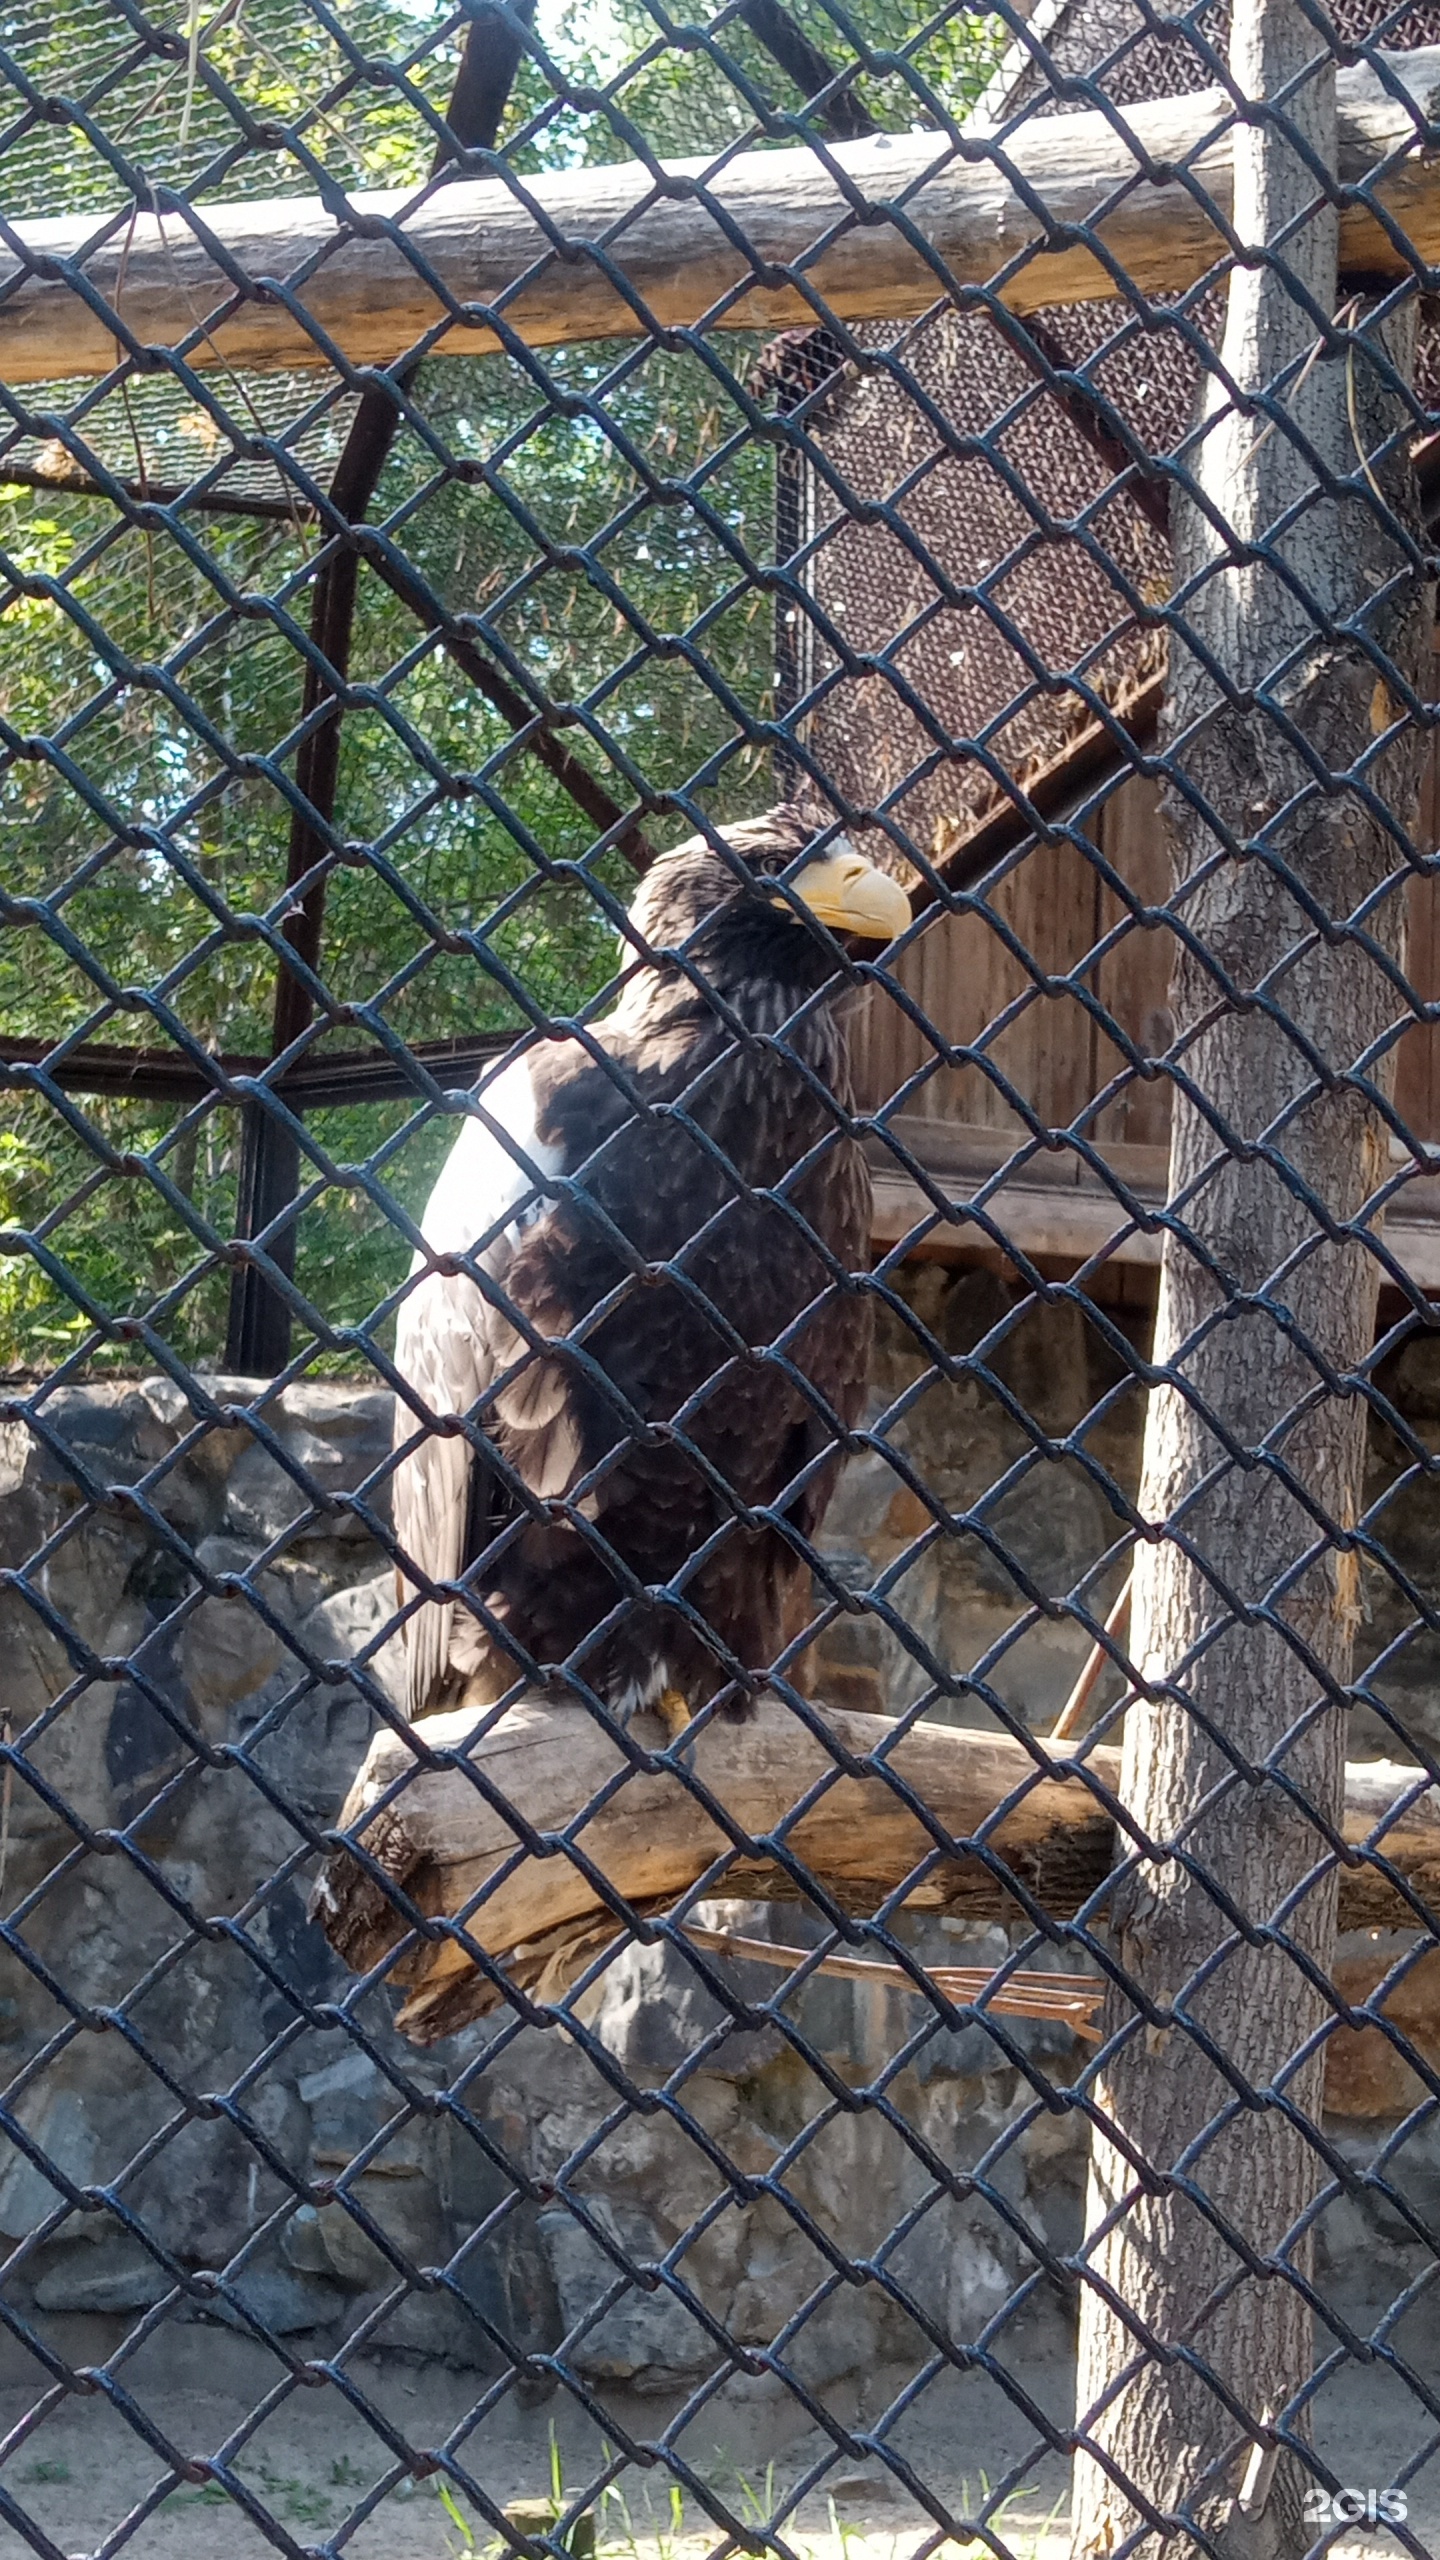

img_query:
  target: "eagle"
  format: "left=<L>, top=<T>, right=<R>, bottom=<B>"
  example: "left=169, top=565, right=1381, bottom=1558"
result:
left=389, top=806, right=908, bottom=1733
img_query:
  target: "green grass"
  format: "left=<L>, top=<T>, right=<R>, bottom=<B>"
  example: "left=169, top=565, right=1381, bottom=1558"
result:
left=424, top=2436, right=1067, bottom=2560
left=600, top=2475, right=689, bottom=2560
left=102, top=2438, right=1071, bottom=2559
left=161, top=2458, right=336, bottom=2525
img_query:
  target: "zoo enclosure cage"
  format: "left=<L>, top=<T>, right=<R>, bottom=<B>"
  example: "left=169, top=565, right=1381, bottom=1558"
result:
left=2, top=0, right=1440, bottom=2557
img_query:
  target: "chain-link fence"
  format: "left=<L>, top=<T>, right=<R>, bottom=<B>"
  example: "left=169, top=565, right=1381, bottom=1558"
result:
left=2, top=0, right=1440, bottom=2553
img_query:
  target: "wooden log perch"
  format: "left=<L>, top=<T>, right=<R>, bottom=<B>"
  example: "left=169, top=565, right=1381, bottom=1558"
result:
left=311, top=1694, right=1440, bottom=2044
left=3, top=51, right=1438, bottom=386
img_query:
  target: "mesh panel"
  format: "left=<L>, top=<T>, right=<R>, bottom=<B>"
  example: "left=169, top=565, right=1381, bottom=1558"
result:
left=0, top=1, right=1438, bottom=2555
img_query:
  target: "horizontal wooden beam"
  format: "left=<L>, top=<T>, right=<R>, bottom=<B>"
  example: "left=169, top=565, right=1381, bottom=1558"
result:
left=869, top=1115, right=1440, bottom=1289
left=11, top=1036, right=1438, bottom=1292
left=311, top=1691, right=1440, bottom=2043
left=3, top=52, right=1438, bottom=385
left=0, top=1028, right=517, bottom=1108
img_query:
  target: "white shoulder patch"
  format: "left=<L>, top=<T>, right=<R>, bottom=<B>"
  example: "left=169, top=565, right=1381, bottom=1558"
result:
left=392, top=1052, right=569, bottom=1715
left=418, top=1054, right=566, bottom=1265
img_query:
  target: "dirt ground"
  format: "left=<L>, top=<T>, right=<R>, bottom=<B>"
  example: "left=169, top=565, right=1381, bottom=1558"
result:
left=0, top=2305, right=1434, bottom=2560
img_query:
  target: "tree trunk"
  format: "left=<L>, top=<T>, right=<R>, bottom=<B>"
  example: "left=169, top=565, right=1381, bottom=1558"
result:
left=1070, top=2, right=1427, bottom=2551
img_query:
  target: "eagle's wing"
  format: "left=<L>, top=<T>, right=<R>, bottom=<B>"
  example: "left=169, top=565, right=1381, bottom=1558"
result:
left=391, top=1053, right=565, bottom=1717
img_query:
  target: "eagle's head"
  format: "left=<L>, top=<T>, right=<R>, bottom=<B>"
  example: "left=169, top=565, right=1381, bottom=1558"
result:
left=623, top=804, right=910, bottom=1010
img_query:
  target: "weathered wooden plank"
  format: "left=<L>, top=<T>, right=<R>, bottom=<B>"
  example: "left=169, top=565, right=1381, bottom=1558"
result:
left=995, top=837, right=1101, bottom=1160
left=869, top=1156, right=1165, bottom=1263
left=867, top=1115, right=1440, bottom=1280
left=2, top=52, right=1438, bottom=383
left=851, top=838, right=1104, bottom=1138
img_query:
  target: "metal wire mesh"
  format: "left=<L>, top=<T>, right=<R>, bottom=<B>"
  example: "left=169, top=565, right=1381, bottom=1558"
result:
left=2, top=0, right=1440, bottom=2554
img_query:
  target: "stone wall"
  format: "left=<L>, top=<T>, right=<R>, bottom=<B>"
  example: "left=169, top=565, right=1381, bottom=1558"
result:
left=813, top=1266, right=1440, bottom=1769
left=0, top=1272, right=1436, bottom=2405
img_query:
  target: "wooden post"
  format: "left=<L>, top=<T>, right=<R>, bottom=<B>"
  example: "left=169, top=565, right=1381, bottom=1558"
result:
left=1070, top=1, right=1427, bottom=2549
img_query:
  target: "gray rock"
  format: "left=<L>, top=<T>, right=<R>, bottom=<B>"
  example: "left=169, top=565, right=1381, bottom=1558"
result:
left=0, top=2093, right=96, bottom=2239
left=222, top=1393, right=392, bottom=1545
left=302, top=2186, right=444, bottom=2293
left=285, top=1385, right=393, bottom=1472
left=887, top=2191, right=1028, bottom=2335
left=34, top=2238, right=170, bottom=2313
left=584, top=1930, right=781, bottom=2083
left=991, top=1295, right=1095, bottom=1435
left=26, top=1387, right=179, bottom=1493
left=297, top=2047, right=380, bottom=2110
left=300, top=2047, right=432, bottom=2184
left=125, top=2097, right=308, bottom=2269
left=296, top=1574, right=406, bottom=1714
left=36, top=1520, right=150, bottom=1670
left=224, top=1432, right=344, bottom=1545
left=346, top=2281, right=514, bottom=2368
left=201, top=2266, right=347, bottom=2335
left=281, top=2205, right=333, bottom=2278
left=539, top=2208, right=716, bottom=2388
left=179, top=1582, right=287, bottom=1724
left=311, top=2208, right=407, bottom=2294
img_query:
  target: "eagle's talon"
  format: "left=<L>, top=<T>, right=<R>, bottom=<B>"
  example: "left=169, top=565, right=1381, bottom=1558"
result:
left=656, top=1687, right=694, bottom=1746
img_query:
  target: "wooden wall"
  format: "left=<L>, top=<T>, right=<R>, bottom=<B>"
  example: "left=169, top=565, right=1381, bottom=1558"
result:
left=851, top=767, right=1440, bottom=1180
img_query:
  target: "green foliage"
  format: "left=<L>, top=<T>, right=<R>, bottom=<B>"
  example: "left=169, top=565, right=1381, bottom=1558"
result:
left=0, top=0, right=1001, bottom=1375
left=0, top=0, right=465, bottom=219
left=510, top=0, right=1002, bottom=167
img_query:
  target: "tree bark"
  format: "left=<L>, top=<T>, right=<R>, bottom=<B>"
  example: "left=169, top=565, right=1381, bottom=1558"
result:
left=1, top=51, right=1437, bottom=382
left=310, top=1695, right=1440, bottom=2044
left=1070, top=3, right=1428, bottom=2551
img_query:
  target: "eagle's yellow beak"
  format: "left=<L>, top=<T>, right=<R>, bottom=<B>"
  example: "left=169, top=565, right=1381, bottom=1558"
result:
left=781, top=849, right=911, bottom=942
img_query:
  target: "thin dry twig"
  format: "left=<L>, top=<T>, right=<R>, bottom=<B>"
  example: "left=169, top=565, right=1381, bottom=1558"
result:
left=181, top=0, right=204, bottom=146
left=1049, top=1569, right=1134, bottom=1746
left=1230, top=312, right=1334, bottom=480
left=149, top=209, right=313, bottom=551
left=112, top=210, right=158, bottom=620
left=119, top=0, right=244, bottom=141
left=681, top=1925, right=1105, bottom=2040
left=1345, top=314, right=1388, bottom=508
